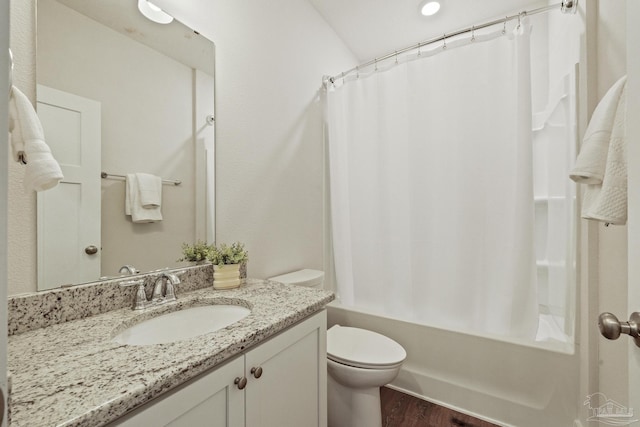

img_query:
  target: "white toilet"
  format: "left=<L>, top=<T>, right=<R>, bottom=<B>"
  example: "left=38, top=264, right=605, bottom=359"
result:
left=268, top=270, right=407, bottom=427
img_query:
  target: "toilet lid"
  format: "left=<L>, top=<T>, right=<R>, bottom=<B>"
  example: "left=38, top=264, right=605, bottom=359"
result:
left=327, top=325, right=406, bottom=369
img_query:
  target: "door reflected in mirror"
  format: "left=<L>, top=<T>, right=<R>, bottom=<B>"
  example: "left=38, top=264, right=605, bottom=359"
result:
left=34, top=0, right=215, bottom=290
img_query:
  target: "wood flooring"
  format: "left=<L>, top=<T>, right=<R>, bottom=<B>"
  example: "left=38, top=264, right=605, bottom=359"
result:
left=380, top=387, right=500, bottom=427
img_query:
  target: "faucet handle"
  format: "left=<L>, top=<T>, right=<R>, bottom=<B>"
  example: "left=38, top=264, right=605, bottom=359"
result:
left=119, top=278, right=145, bottom=287
left=119, top=279, right=150, bottom=310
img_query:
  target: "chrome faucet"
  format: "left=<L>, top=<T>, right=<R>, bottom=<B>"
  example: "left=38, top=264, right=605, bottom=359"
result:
left=120, top=271, right=182, bottom=310
left=152, top=272, right=181, bottom=304
left=119, top=265, right=138, bottom=275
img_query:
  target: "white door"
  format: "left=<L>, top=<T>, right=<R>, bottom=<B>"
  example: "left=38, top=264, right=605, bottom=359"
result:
left=627, top=0, right=640, bottom=418
left=36, top=85, right=101, bottom=290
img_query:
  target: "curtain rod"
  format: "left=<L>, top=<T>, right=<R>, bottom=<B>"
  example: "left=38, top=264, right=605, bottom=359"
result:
left=326, top=0, right=578, bottom=84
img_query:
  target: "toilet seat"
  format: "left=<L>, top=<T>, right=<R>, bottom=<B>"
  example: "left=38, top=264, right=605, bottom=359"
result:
left=327, top=325, right=406, bottom=369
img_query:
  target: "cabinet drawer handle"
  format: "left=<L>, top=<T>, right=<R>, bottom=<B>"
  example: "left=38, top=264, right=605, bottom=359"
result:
left=234, top=376, right=247, bottom=390
left=251, top=366, right=263, bottom=379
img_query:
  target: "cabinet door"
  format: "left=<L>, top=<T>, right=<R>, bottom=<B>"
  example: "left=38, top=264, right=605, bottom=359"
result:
left=111, top=356, right=245, bottom=427
left=245, top=310, right=327, bottom=427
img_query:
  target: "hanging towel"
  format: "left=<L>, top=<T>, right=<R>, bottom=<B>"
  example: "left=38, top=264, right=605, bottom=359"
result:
left=570, top=76, right=626, bottom=184
left=8, top=85, right=64, bottom=192
left=570, top=76, right=627, bottom=225
left=136, top=172, right=162, bottom=208
left=125, top=173, right=163, bottom=223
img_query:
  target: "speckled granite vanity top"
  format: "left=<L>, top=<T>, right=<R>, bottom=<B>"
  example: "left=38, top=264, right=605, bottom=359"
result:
left=8, top=279, right=334, bottom=427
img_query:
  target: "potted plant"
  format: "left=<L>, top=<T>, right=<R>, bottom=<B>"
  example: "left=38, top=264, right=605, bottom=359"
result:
left=177, top=240, right=213, bottom=264
left=208, top=242, right=248, bottom=290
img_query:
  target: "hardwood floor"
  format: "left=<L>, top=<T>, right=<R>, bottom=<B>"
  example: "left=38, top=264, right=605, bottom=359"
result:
left=380, top=387, right=500, bottom=427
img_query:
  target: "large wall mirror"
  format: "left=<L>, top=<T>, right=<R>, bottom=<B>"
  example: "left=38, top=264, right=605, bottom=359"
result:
left=35, top=0, right=215, bottom=290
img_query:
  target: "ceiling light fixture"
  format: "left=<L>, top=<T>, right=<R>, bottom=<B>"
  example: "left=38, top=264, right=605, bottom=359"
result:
left=420, top=1, right=441, bottom=16
left=137, top=0, right=174, bottom=24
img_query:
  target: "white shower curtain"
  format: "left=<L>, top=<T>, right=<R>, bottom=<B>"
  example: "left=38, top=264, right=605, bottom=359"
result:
left=326, top=23, right=539, bottom=339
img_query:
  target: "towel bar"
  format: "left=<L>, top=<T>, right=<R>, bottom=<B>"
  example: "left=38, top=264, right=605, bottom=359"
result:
left=101, top=172, right=181, bottom=186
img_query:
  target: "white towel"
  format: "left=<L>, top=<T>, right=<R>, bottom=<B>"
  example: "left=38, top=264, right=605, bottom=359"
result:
left=570, top=76, right=626, bottom=184
left=8, top=85, right=64, bottom=192
left=125, top=173, right=163, bottom=223
left=570, top=77, right=627, bottom=225
left=136, top=172, right=162, bottom=208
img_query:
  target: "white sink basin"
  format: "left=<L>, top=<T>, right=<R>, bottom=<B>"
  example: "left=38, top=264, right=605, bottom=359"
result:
left=113, top=304, right=251, bottom=346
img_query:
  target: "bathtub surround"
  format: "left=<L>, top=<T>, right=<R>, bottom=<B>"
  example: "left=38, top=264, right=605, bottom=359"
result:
left=7, top=278, right=334, bottom=426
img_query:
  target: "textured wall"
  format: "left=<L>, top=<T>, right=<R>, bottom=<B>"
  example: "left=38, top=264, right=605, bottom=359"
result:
left=8, top=0, right=37, bottom=295
left=1, top=0, right=10, bottom=413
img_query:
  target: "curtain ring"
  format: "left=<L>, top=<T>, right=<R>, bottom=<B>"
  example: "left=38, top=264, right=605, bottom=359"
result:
left=356, top=66, right=360, bottom=79
left=395, top=51, right=398, bottom=64
left=503, top=18, right=507, bottom=35
left=375, top=58, right=378, bottom=71
left=442, top=34, right=447, bottom=50
left=417, top=42, right=422, bottom=56
left=341, top=72, right=345, bottom=85
left=471, top=25, right=475, bottom=42
left=517, top=13, right=522, bottom=29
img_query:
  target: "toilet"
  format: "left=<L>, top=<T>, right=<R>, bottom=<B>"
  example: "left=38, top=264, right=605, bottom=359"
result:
left=268, top=270, right=407, bottom=427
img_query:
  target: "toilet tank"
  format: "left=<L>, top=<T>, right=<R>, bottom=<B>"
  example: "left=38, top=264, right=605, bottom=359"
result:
left=268, top=269, right=324, bottom=288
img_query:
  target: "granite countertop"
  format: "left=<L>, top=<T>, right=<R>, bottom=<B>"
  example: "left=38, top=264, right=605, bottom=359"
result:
left=8, top=279, right=334, bottom=427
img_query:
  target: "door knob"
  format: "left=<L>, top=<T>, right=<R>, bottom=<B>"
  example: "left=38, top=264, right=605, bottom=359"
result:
left=598, top=312, right=640, bottom=347
left=85, top=245, right=99, bottom=255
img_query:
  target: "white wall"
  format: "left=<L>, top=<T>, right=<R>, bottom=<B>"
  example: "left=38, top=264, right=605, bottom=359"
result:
left=594, top=0, right=629, bottom=410
left=153, top=0, right=357, bottom=279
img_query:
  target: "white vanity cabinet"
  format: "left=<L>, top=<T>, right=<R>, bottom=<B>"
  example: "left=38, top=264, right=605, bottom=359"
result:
left=111, top=310, right=327, bottom=427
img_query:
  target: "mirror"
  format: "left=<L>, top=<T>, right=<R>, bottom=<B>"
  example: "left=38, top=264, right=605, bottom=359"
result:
left=35, top=0, right=215, bottom=290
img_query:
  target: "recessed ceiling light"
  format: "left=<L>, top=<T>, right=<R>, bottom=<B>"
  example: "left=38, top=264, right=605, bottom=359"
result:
left=420, top=1, right=441, bottom=16
left=138, top=0, right=174, bottom=24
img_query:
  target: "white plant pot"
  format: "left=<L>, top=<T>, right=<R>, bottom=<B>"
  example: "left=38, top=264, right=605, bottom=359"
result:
left=213, top=264, right=241, bottom=290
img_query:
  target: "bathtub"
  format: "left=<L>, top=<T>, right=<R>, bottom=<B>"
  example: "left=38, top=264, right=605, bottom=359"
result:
left=327, top=302, right=580, bottom=427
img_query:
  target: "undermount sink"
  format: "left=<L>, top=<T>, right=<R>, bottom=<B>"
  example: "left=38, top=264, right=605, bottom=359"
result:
left=113, top=304, right=251, bottom=346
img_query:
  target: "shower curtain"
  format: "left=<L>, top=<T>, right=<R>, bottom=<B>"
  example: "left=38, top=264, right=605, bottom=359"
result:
left=326, top=22, right=539, bottom=339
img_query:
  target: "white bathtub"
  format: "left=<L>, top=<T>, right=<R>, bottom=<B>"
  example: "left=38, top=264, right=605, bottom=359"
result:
left=327, top=302, right=580, bottom=427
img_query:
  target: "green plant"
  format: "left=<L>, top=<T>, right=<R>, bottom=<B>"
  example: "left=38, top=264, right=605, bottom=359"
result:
left=177, top=240, right=213, bottom=263
left=207, top=242, right=248, bottom=266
